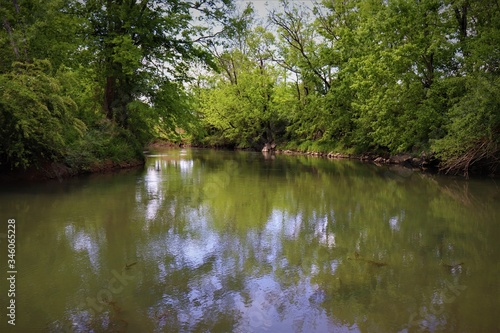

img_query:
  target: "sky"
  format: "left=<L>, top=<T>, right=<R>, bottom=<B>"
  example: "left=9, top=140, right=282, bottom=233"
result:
left=237, top=0, right=315, bottom=20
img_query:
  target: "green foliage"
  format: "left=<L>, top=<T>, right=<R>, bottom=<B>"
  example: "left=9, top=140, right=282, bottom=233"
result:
left=0, top=60, right=85, bottom=169
left=0, top=0, right=236, bottom=173
left=193, top=0, right=499, bottom=175
left=65, top=120, right=143, bottom=171
left=196, top=25, right=288, bottom=149
left=432, top=74, right=500, bottom=175
left=1, top=0, right=499, bottom=176
left=0, top=0, right=83, bottom=71
left=79, top=0, right=235, bottom=132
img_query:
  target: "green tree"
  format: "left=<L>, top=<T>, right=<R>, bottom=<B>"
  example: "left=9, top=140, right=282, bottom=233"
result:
left=195, top=8, right=290, bottom=149
left=79, top=0, right=234, bottom=138
left=197, top=41, right=284, bottom=148
left=0, top=0, right=82, bottom=71
left=191, top=0, right=499, bottom=176
left=269, top=0, right=359, bottom=151
left=0, top=60, right=85, bottom=169
left=432, top=0, right=500, bottom=176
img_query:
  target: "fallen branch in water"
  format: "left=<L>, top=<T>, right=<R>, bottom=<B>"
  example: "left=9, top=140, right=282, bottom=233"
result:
left=125, top=262, right=137, bottom=270
left=347, top=252, right=388, bottom=267
left=441, top=136, right=499, bottom=178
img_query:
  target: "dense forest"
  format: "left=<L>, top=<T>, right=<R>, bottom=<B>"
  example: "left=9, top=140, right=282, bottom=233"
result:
left=1, top=0, right=499, bottom=177
left=0, top=0, right=234, bottom=173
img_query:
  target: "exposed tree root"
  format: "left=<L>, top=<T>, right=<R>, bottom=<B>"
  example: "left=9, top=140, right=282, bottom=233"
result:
left=441, top=137, right=499, bottom=178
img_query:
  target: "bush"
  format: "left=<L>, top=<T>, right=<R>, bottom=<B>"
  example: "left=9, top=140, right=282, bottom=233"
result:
left=432, top=75, right=500, bottom=176
left=65, top=120, right=143, bottom=172
left=0, top=61, right=86, bottom=169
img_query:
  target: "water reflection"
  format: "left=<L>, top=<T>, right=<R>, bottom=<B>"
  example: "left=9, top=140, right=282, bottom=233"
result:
left=0, top=149, right=499, bottom=333
left=64, top=224, right=102, bottom=272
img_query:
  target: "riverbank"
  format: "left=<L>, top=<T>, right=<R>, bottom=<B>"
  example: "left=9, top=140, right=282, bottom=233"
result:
left=2, top=140, right=492, bottom=182
left=273, top=147, right=498, bottom=178
left=150, top=139, right=443, bottom=174
left=0, top=158, right=144, bottom=183
left=272, top=149, right=440, bottom=172
left=187, top=137, right=498, bottom=177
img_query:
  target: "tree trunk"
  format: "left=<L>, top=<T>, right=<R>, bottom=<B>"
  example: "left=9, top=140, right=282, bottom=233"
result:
left=2, top=17, right=19, bottom=60
left=104, top=76, right=115, bottom=120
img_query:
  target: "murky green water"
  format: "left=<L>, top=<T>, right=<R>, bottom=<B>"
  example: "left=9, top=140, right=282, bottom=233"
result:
left=1, top=148, right=499, bottom=333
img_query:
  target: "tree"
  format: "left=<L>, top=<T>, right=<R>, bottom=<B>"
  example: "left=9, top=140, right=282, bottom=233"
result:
left=0, top=0, right=237, bottom=170
left=79, top=0, right=234, bottom=137
left=0, top=60, right=85, bottom=169
left=0, top=0, right=83, bottom=71
left=432, top=0, right=500, bottom=176
left=194, top=16, right=285, bottom=149
left=270, top=1, right=331, bottom=95
left=0, top=0, right=87, bottom=169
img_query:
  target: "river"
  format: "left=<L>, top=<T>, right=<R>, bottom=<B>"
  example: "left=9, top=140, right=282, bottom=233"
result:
left=0, top=148, right=499, bottom=332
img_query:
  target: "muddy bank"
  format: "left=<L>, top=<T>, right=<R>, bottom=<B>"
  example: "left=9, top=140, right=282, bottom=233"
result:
left=147, top=139, right=185, bottom=149
left=0, top=159, right=144, bottom=183
left=273, top=149, right=440, bottom=172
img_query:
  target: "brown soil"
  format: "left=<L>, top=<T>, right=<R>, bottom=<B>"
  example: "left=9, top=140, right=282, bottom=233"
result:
left=0, top=159, right=144, bottom=183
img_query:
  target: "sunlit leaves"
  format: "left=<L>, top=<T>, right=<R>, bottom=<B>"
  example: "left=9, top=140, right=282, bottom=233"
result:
left=0, top=60, right=85, bottom=169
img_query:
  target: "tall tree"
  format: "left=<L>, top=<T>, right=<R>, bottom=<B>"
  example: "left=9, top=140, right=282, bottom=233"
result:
left=270, top=1, right=331, bottom=95
left=196, top=22, right=288, bottom=149
left=432, top=0, right=500, bottom=176
left=79, top=0, right=234, bottom=134
left=0, top=0, right=86, bottom=169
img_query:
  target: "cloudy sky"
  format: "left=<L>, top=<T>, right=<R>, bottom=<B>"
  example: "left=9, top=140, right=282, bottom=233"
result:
left=237, top=0, right=315, bottom=20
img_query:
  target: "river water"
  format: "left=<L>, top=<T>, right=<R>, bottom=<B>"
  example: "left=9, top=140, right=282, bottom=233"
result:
left=0, top=148, right=499, bottom=333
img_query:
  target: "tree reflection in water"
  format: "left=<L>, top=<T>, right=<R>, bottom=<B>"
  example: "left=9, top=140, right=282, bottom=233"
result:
left=2, top=149, right=498, bottom=332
